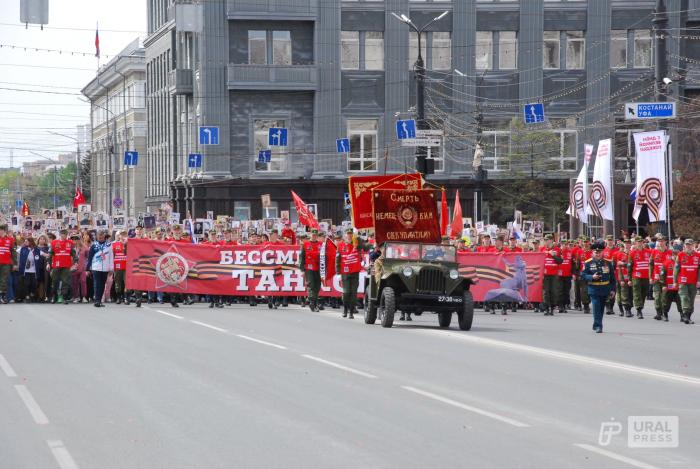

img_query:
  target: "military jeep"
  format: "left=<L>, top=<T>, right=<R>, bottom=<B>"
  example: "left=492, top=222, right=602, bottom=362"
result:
left=364, top=242, right=474, bottom=330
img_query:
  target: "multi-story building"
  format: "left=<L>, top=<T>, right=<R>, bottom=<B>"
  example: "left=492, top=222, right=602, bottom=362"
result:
left=145, top=0, right=699, bottom=234
left=81, top=39, right=147, bottom=216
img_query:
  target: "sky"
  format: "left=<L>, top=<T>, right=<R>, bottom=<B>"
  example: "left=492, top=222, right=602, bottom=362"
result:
left=0, top=0, right=146, bottom=168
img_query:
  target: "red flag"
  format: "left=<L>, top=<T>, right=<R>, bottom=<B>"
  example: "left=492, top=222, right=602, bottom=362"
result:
left=21, top=202, right=30, bottom=217
left=440, top=188, right=448, bottom=237
left=95, top=26, right=100, bottom=58
left=450, top=190, right=463, bottom=239
left=73, top=187, right=86, bottom=208
left=291, top=191, right=319, bottom=229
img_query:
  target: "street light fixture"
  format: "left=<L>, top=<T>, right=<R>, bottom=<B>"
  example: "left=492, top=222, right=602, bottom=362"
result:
left=391, top=10, right=450, bottom=175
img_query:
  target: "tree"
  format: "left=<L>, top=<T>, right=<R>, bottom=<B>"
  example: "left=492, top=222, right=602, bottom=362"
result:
left=671, top=172, right=700, bottom=238
left=80, top=151, right=92, bottom=200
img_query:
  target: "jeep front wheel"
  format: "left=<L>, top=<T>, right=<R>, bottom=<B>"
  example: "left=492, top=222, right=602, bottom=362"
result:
left=379, top=287, right=396, bottom=328
left=438, top=311, right=452, bottom=328
left=458, top=290, right=474, bottom=331
left=364, top=286, right=377, bottom=324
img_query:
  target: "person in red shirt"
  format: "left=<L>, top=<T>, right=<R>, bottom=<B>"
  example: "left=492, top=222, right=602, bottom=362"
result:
left=508, top=236, right=523, bottom=253
left=476, top=234, right=497, bottom=253
left=112, top=231, right=129, bottom=305
left=558, top=240, right=574, bottom=312
left=539, top=234, right=563, bottom=315
left=335, top=229, right=369, bottom=319
left=615, top=239, right=633, bottom=317
left=649, top=235, right=674, bottom=320
left=628, top=236, right=652, bottom=319
left=660, top=246, right=682, bottom=321
left=48, top=229, right=76, bottom=304
left=673, top=238, right=700, bottom=324
left=602, top=235, right=619, bottom=315
left=0, top=224, right=17, bottom=303
left=299, top=229, right=322, bottom=312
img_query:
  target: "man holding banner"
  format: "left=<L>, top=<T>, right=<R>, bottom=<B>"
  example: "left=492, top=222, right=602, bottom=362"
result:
left=299, top=229, right=322, bottom=312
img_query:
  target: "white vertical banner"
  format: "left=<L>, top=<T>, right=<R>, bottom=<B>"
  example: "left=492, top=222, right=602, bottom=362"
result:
left=586, top=139, right=614, bottom=221
left=632, top=131, right=667, bottom=222
left=567, top=144, right=591, bottom=221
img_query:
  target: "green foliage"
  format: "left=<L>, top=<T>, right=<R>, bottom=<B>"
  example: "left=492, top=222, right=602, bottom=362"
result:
left=506, top=118, right=561, bottom=177
left=671, top=172, right=700, bottom=239
left=0, top=163, right=78, bottom=213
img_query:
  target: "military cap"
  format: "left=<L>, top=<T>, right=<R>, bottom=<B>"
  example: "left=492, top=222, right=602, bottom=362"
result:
left=623, top=237, right=632, bottom=243
left=591, top=241, right=605, bottom=251
left=684, top=238, right=694, bottom=245
left=544, top=234, right=553, bottom=240
left=310, top=228, right=318, bottom=234
left=634, top=235, right=644, bottom=242
left=532, top=239, right=540, bottom=243
left=655, top=233, right=667, bottom=241
left=345, top=228, right=354, bottom=234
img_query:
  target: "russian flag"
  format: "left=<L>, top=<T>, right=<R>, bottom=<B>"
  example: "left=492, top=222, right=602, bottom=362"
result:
left=630, top=187, right=636, bottom=202
left=186, top=219, right=198, bottom=244
left=95, top=24, right=100, bottom=58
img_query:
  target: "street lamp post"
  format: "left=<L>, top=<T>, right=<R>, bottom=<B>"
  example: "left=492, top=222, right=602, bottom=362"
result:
left=391, top=10, right=449, bottom=175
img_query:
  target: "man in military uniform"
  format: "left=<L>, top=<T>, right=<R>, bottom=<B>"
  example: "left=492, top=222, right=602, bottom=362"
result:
left=582, top=241, right=616, bottom=333
left=615, top=238, right=633, bottom=317
left=335, top=229, right=369, bottom=319
left=574, top=237, right=592, bottom=313
left=628, top=235, right=651, bottom=319
left=602, top=235, right=619, bottom=315
left=299, top=229, right=322, bottom=312
left=659, top=244, right=682, bottom=321
left=674, top=238, right=700, bottom=325
left=649, top=235, right=673, bottom=321
left=539, top=234, right=563, bottom=315
left=558, top=239, right=574, bottom=313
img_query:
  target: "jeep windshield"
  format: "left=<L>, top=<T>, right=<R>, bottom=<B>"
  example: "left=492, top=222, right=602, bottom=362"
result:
left=384, top=243, right=456, bottom=262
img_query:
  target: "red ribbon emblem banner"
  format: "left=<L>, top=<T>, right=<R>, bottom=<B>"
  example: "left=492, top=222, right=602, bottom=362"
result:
left=125, top=239, right=367, bottom=297
left=348, top=174, right=423, bottom=229
left=371, top=189, right=441, bottom=246
left=456, top=252, right=546, bottom=302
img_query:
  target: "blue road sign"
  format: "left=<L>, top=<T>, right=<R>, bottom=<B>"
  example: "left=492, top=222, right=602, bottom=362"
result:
left=258, top=150, right=272, bottom=163
left=336, top=138, right=350, bottom=154
left=123, top=151, right=138, bottom=166
left=268, top=128, right=288, bottom=147
left=625, top=102, right=676, bottom=120
left=523, top=103, right=545, bottom=124
left=395, top=119, right=417, bottom=140
left=15, top=200, right=22, bottom=209
left=188, top=153, right=203, bottom=168
left=199, top=126, right=219, bottom=145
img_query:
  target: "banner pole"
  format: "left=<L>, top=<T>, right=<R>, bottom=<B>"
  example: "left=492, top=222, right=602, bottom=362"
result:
left=665, top=134, right=672, bottom=239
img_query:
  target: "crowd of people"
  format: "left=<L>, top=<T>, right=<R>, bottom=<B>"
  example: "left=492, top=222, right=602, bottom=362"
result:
left=0, top=221, right=697, bottom=329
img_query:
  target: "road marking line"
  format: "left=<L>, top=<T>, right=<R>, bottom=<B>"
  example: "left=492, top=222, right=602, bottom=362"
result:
left=156, top=309, right=184, bottom=320
left=401, top=386, right=530, bottom=428
left=301, top=354, right=377, bottom=379
left=48, top=440, right=80, bottom=469
left=190, top=320, right=228, bottom=333
left=573, top=443, right=660, bottom=469
left=430, top=330, right=700, bottom=386
left=0, top=353, right=17, bottom=377
left=14, top=385, right=49, bottom=425
left=236, top=334, right=287, bottom=350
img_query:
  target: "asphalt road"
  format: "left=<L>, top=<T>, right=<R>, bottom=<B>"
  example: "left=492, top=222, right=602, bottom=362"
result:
left=1, top=299, right=699, bottom=469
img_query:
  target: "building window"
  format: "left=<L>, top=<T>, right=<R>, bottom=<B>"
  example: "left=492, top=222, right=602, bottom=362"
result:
left=248, top=30, right=267, bottom=65
left=347, top=119, right=378, bottom=172
left=610, top=30, right=627, bottom=68
left=615, top=128, right=643, bottom=173
left=365, top=31, right=384, bottom=70
left=543, top=31, right=560, bottom=69
left=409, top=32, right=451, bottom=70
left=565, top=31, right=585, bottom=69
left=552, top=130, right=577, bottom=170
left=343, top=31, right=384, bottom=71
left=263, top=201, right=279, bottom=219
left=482, top=131, right=511, bottom=171
left=475, top=31, right=493, bottom=70
left=272, top=31, right=292, bottom=65
left=633, top=29, right=653, bottom=68
left=234, top=201, right=251, bottom=221
left=254, top=119, right=286, bottom=172
left=499, top=31, right=518, bottom=69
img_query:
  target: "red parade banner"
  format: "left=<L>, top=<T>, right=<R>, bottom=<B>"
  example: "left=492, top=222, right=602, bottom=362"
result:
left=456, top=252, right=546, bottom=303
left=371, top=189, right=441, bottom=245
left=125, top=239, right=368, bottom=297
left=348, top=173, right=423, bottom=229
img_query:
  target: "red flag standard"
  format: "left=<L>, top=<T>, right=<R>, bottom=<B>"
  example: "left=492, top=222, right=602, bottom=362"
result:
left=450, top=190, right=463, bottom=239
left=73, top=187, right=86, bottom=208
left=95, top=26, right=100, bottom=58
left=440, top=188, right=448, bottom=237
left=21, top=202, right=30, bottom=217
left=290, top=191, right=319, bottom=229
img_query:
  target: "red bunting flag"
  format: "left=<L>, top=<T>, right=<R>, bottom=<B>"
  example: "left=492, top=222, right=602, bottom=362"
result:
left=440, top=188, right=448, bottom=237
left=450, top=190, right=463, bottom=239
left=73, top=187, right=86, bottom=208
left=21, top=202, right=30, bottom=217
left=290, top=191, right=319, bottom=230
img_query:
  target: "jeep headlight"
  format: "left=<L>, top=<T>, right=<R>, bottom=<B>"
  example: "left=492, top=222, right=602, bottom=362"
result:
left=449, top=269, right=459, bottom=280
left=402, top=267, right=413, bottom=277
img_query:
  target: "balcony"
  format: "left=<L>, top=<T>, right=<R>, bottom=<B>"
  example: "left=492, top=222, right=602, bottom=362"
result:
left=227, top=0, right=317, bottom=20
left=168, top=69, right=193, bottom=95
left=227, top=64, right=317, bottom=91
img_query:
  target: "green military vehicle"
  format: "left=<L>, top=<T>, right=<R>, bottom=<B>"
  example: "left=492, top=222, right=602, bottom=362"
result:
left=364, top=242, right=474, bottom=330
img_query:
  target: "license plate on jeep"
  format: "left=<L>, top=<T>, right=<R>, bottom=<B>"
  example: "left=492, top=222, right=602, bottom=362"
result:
left=438, top=296, right=462, bottom=303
